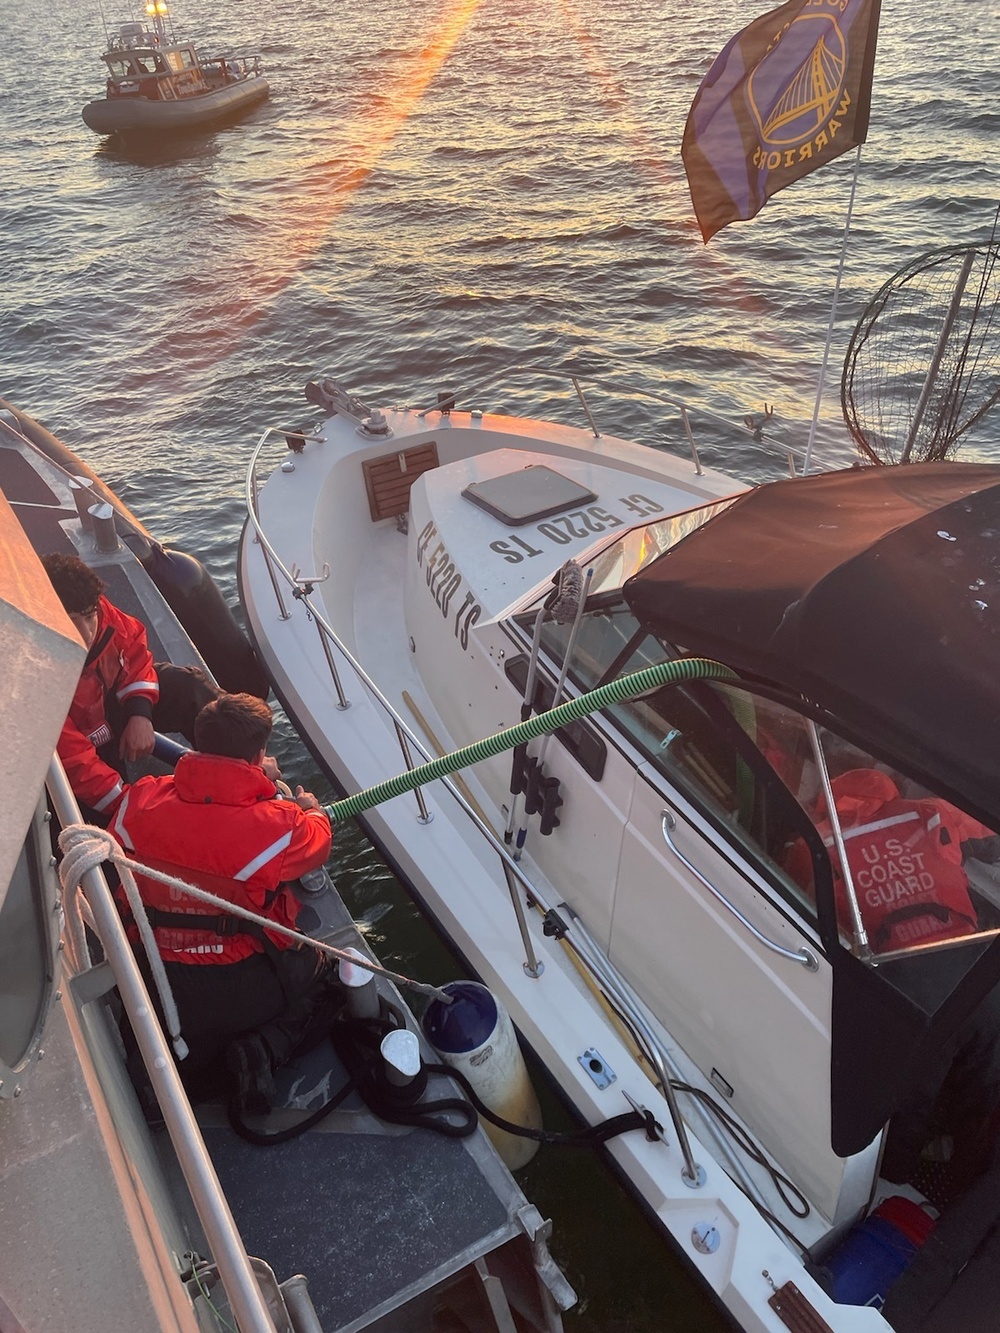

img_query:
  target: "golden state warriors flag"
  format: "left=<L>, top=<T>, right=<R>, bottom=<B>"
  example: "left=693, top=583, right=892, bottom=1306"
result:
left=682, top=0, right=881, bottom=242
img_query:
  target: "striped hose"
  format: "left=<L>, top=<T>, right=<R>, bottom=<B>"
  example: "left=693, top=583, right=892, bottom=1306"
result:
left=325, top=656, right=736, bottom=823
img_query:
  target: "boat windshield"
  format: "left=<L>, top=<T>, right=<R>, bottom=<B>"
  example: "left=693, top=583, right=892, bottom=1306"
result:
left=517, top=591, right=1000, bottom=984
left=578, top=497, right=737, bottom=600
left=105, top=53, right=165, bottom=76
left=165, top=48, right=198, bottom=71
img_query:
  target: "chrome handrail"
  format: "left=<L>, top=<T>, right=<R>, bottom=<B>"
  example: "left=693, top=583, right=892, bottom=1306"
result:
left=660, top=810, right=819, bottom=971
left=400, top=362, right=842, bottom=476
left=47, top=762, right=278, bottom=1333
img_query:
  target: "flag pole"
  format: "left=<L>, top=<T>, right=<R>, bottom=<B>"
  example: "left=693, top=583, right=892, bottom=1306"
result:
left=802, top=145, right=863, bottom=475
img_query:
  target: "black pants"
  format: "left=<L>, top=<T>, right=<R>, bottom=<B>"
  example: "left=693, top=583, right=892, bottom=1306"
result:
left=159, top=947, right=336, bottom=1100
left=104, top=660, right=219, bottom=753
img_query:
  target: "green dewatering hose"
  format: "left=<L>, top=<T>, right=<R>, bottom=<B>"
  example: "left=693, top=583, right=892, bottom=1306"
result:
left=324, top=656, right=737, bottom=824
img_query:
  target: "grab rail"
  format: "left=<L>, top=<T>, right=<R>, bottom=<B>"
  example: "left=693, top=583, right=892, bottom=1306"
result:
left=47, top=762, right=278, bottom=1333
left=405, top=363, right=841, bottom=478
left=660, top=810, right=819, bottom=971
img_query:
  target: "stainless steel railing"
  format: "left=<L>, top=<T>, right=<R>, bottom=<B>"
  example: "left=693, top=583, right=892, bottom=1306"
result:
left=242, top=367, right=843, bottom=1212
left=48, top=762, right=279, bottom=1333
left=405, top=363, right=841, bottom=477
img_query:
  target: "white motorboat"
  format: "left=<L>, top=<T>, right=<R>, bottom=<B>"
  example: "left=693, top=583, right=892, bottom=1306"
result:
left=0, top=400, right=573, bottom=1333
left=81, top=2, right=269, bottom=138
left=240, top=370, right=1000, bottom=1331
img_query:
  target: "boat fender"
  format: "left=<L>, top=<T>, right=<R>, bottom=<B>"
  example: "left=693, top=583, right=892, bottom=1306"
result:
left=422, top=980, right=542, bottom=1169
left=142, top=544, right=270, bottom=698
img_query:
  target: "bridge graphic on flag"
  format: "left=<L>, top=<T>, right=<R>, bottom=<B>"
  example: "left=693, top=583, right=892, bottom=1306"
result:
left=755, top=27, right=847, bottom=142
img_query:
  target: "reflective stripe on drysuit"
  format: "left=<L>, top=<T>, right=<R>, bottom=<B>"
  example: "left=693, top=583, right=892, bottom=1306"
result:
left=111, top=750, right=332, bottom=964
left=57, top=595, right=159, bottom=812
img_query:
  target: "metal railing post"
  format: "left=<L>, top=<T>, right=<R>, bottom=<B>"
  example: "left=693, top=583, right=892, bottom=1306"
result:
left=393, top=721, right=432, bottom=823
left=47, top=764, right=278, bottom=1333
left=570, top=376, right=602, bottom=439
left=679, top=406, right=703, bottom=476
left=502, top=861, right=544, bottom=978
left=249, top=464, right=290, bottom=621
left=315, top=620, right=351, bottom=710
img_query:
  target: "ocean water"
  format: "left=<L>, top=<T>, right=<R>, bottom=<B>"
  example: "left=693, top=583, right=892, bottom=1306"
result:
left=1, top=0, right=998, bottom=1325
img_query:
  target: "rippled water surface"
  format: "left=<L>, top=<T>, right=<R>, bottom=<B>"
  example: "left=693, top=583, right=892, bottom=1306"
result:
left=2, top=0, right=999, bottom=1325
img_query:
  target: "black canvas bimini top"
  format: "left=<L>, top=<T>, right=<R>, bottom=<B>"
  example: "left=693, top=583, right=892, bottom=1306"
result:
left=623, top=461, right=1000, bottom=827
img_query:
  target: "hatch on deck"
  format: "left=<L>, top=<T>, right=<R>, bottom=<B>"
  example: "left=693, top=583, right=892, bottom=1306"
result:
left=462, top=465, right=597, bottom=525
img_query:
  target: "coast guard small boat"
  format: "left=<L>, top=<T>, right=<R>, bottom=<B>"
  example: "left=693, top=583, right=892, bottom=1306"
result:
left=0, top=399, right=572, bottom=1333
left=81, top=2, right=268, bottom=138
left=240, top=368, right=1000, bottom=1331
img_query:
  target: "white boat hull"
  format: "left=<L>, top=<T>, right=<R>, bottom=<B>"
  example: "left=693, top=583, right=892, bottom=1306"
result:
left=240, top=396, right=890, bottom=1332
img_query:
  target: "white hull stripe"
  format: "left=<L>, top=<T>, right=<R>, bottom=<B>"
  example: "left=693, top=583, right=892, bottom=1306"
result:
left=234, top=831, right=293, bottom=882
left=111, top=790, right=133, bottom=847
left=94, top=780, right=125, bottom=814
left=117, top=679, right=159, bottom=700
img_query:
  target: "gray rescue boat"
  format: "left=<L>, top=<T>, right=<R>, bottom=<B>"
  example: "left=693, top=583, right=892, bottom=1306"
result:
left=81, top=2, right=269, bottom=138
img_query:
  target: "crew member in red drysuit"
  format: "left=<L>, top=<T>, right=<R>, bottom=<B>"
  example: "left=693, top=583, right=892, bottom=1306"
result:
left=111, top=691, right=335, bottom=1108
left=42, top=553, right=218, bottom=817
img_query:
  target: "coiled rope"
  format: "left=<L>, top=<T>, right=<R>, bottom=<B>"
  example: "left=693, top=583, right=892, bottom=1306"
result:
left=57, top=824, right=455, bottom=1060
left=325, top=656, right=736, bottom=823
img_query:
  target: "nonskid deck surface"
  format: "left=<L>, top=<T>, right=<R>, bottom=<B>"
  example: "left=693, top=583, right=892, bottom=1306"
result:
left=195, top=887, right=525, bottom=1331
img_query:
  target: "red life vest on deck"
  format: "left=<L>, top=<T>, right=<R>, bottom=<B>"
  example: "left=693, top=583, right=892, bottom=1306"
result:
left=111, top=751, right=332, bottom=965
left=810, top=770, right=978, bottom=953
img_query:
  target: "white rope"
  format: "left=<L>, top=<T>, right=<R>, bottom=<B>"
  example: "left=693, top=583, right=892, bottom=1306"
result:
left=57, top=824, right=453, bottom=1008
left=59, top=824, right=189, bottom=1060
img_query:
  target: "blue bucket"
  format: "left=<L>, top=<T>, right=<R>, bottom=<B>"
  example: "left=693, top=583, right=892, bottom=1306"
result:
left=825, top=1215, right=919, bottom=1308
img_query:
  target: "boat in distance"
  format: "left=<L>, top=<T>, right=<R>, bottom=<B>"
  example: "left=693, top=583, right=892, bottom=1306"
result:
left=239, top=368, right=1000, bottom=1331
left=81, top=1, right=268, bottom=138
left=0, top=398, right=572, bottom=1333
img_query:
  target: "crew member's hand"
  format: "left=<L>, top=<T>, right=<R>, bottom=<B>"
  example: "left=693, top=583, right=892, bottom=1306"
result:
left=295, top=786, right=322, bottom=811
left=119, top=715, right=155, bottom=763
left=261, top=754, right=282, bottom=782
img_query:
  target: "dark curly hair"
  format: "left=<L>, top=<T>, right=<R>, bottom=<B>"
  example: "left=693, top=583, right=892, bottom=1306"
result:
left=194, top=693, right=273, bottom=762
left=41, top=553, right=105, bottom=614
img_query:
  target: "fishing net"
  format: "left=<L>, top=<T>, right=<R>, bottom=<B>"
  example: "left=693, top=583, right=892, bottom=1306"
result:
left=841, top=236, right=1000, bottom=465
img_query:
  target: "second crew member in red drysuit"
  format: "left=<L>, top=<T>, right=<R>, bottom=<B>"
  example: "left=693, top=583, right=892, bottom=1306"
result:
left=111, top=692, right=335, bottom=1108
left=42, top=553, right=159, bottom=815
left=42, top=553, right=218, bottom=817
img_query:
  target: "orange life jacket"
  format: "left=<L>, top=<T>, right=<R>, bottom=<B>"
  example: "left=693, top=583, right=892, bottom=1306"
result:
left=807, top=770, right=977, bottom=953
